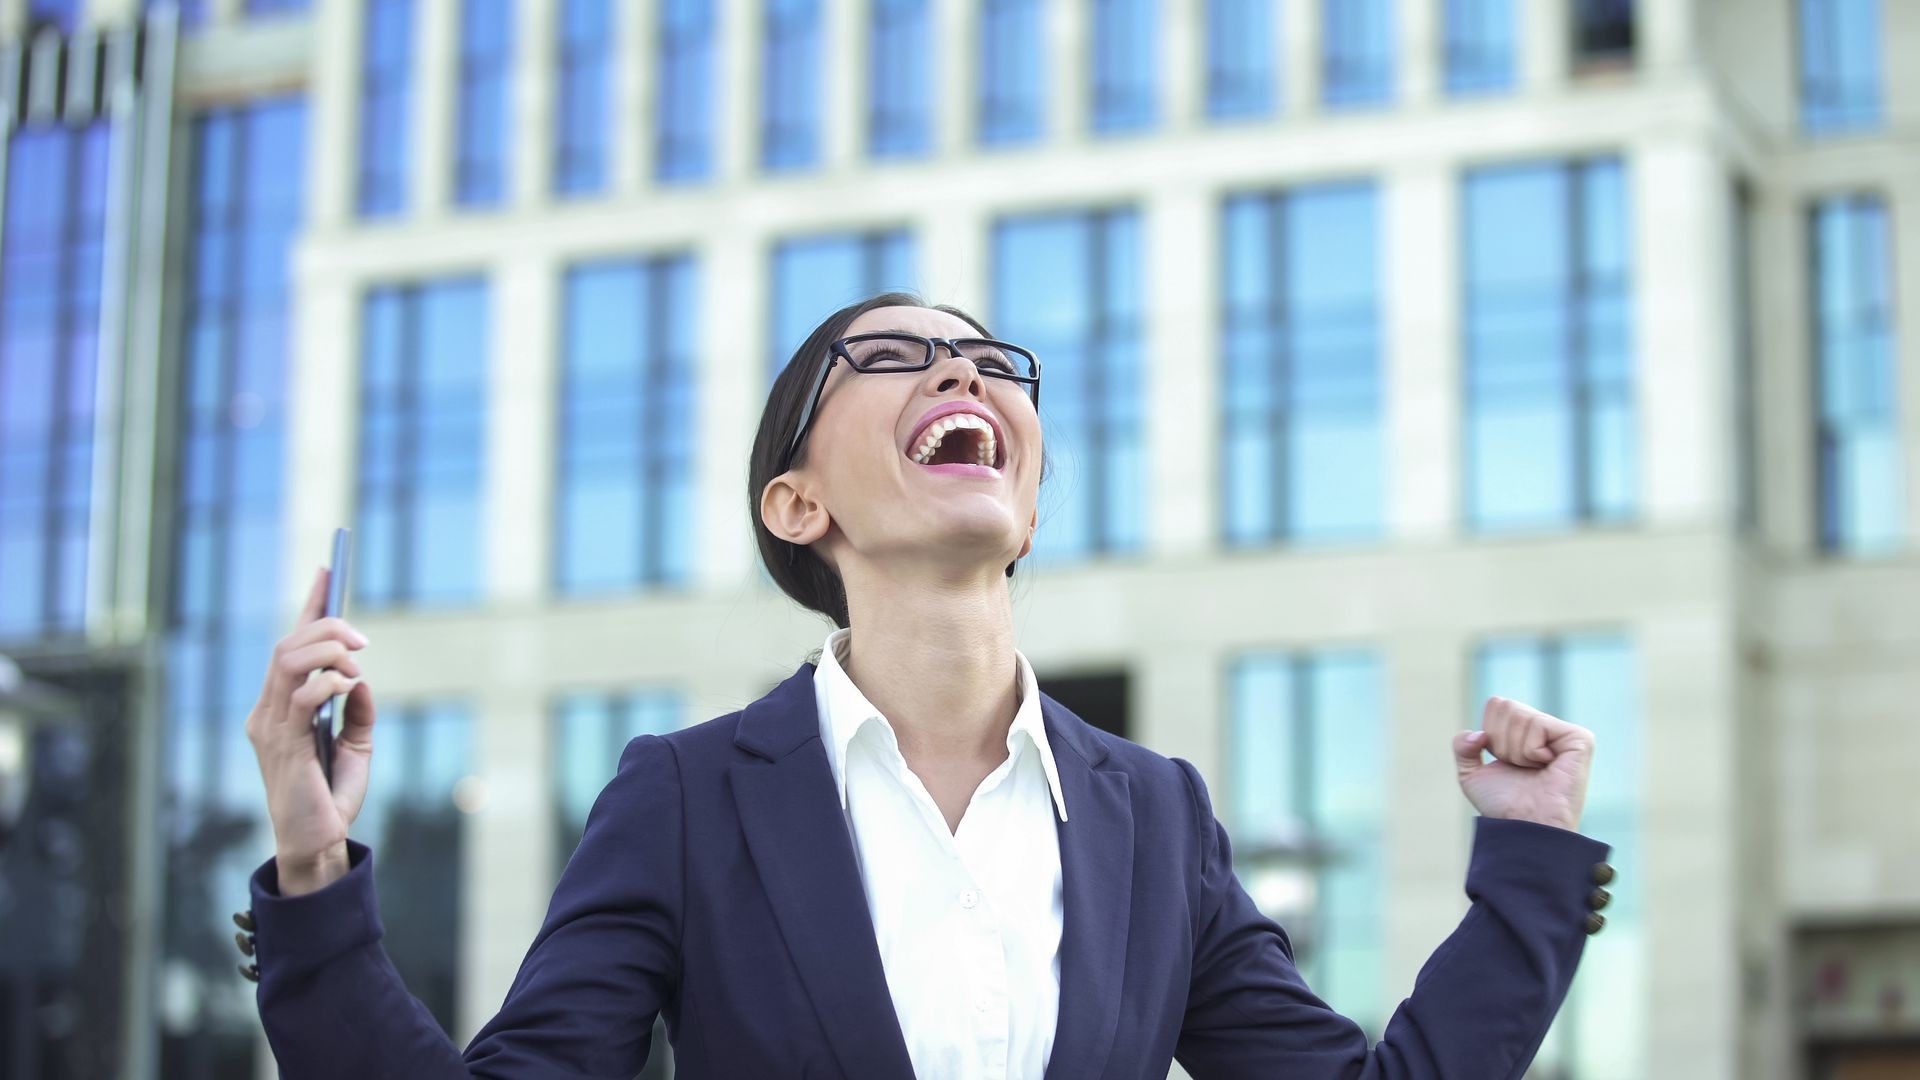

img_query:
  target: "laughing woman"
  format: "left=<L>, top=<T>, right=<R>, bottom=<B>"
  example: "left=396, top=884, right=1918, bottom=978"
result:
left=240, top=293, right=1614, bottom=1079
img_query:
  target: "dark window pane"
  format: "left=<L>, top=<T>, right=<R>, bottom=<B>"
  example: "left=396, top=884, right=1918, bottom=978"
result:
left=1206, top=0, right=1276, bottom=120
left=1091, top=0, right=1158, bottom=134
left=1322, top=0, right=1395, bottom=108
left=1444, top=0, right=1516, bottom=95
left=762, top=0, right=823, bottom=171
left=1798, top=0, right=1884, bottom=135
left=979, top=0, right=1045, bottom=145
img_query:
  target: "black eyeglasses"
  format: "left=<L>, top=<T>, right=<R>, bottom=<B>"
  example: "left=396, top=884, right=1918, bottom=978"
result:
left=781, top=332, right=1042, bottom=473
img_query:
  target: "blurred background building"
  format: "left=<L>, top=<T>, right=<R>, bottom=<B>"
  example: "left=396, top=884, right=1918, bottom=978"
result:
left=0, top=0, right=1914, bottom=1077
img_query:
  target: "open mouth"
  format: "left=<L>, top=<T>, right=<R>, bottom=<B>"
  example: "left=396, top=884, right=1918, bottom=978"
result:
left=906, top=410, right=1005, bottom=471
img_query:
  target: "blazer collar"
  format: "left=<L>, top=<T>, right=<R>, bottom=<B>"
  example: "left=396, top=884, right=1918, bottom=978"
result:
left=731, top=661, right=1133, bottom=1080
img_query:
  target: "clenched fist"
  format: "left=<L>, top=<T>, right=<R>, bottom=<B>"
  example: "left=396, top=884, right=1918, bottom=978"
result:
left=1453, top=696, right=1595, bottom=833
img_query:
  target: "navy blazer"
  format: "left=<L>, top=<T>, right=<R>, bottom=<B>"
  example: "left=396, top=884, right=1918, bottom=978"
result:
left=246, top=660, right=1614, bottom=1079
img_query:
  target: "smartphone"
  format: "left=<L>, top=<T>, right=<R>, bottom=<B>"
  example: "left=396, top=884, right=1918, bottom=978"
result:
left=313, top=527, right=352, bottom=788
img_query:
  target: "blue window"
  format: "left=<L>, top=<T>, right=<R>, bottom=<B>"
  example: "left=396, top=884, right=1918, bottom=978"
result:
left=1321, top=0, right=1394, bottom=108
left=358, top=0, right=413, bottom=218
left=979, top=0, right=1045, bottom=145
left=1812, top=195, right=1900, bottom=554
left=155, top=0, right=210, bottom=27
left=358, top=700, right=474, bottom=1036
left=869, top=0, right=933, bottom=158
left=558, top=256, right=698, bottom=592
left=1573, top=0, right=1635, bottom=65
left=161, top=98, right=308, bottom=1069
left=356, top=279, right=489, bottom=608
left=769, top=229, right=917, bottom=381
left=762, top=0, right=823, bottom=172
left=1475, top=634, right=1642, bottom=1078
left=0, top=124, right=111, bottom=642
left=1444, top=0, right=1515, bottom=95
left=555, top=0, right=612, bottom=196
left=1464, top=158, right=1633, bottom=531
left=1799, top=0, right=1883, bottom=135
left=27, top=0, right=77, bottom=31
left=456, top=0, right=513, bottom=207
left=993, top=209, right=1144, bottom=559
left=1222, top=183, right=1383, bottom=545
left=1091, top=0, right=1157, bottom=134
left=657, top=0, right=717, bottom=182
left=1228, top=650, right=1386, bottom=1037
left=552, top=689, right=681, bottom=869
left=1206, top=0, right=1277, bottom=120
left=247, top=0, right=311, bottom=15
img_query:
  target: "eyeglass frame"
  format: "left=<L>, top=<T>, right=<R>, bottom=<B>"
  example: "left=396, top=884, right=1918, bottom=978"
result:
left=779, top=332, right=1043, bottom=475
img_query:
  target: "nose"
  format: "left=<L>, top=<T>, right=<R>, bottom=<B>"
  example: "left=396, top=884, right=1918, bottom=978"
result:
left=928, top=339, right=986, bottom=398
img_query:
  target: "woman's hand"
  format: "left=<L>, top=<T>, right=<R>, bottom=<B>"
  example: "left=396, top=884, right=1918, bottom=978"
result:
left=245, top=565, right=378, bottom=896
left=1452, top=696, right=1595, bottom=832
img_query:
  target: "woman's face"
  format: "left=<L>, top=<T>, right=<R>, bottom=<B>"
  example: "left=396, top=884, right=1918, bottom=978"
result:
left=763, top=304, right=1042, bottom=581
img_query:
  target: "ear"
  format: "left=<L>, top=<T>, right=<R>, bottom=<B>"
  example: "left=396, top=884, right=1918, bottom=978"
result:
left=760, top=471, right=834, bottom=549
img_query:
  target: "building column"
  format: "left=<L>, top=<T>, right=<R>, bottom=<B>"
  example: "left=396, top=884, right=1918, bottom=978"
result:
left=1519, top=0, right=1569, bottom=94
left=281, top=270, right=362, bottom=609
left=1639, top=0, right=1701, bottom=76
left=1048, top=0, right=1086, bottom=141
left=308, top=0, right=362, bottom=229
left=611, top=0, right=655, bottom=192
left=486, top=254, right=559, bottom=603
left=511, top=0, right=557, bottom=206
left=1750, top=184, right=1816, bottom=556
left=1397, top=0, right=1441, bottom=107
left=1160, top=0, right=1202, bottom=129
left=823, top=0, right=861, bottom=167
left=1133, top=643, right=1222, bottom=790
left=415, top=0, right=458, bottom=215
left=1281, top=0, right=1320, bottom=117
left=1381, top=628, right=1473, bottom=996
left=718, top=0, right=759, bottom=181
left=916, top=193, right=987, bottom=314
left=1383, top=158, right=1459, bottom=541
left=933, top=0, right=970, bottom=155
left=1144, top=181, right=1217, bottom=557
left=1632, top=137, right=1735, bottom=529
left=696, top=229, right=765, bottom=590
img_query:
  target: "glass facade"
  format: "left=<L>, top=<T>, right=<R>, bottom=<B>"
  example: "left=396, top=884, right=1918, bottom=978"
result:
left=0, top=124, right=111, bottom=643
left=1321, top=0, right=1395, bottom=109
left=554, top=0, right=612, bottom=197
left=1799, top=0, right=1883, bottom=135
left=1475, top=634, right=1643, bottom=1079
left=1205, top=0, right=1276, bottom=120
left=1444, top=0, right=1515, bottom=96
left=1227, top=650, right=1386, bottom=1037
left=769, top=229, right=917, bottom=380
left=1091, top=0, right=1158, bottom=134
left=978, top=0, right=1045, bottom=145
left=761, top=0, right=823, bottom=172
left=869, top=0, right=933, bottom=158
left=1464, top=158, right=1634, bottom=531
left=1812, top=195, right=1901, bottom=554
left=993, top=208, right=1144, bottom=560
left=657, top=0, right=717, bottom=183
left=159, top=96, right=307, bottom=1079
left=356, top=279, right=490, bottom=608
left=455, top=0, right=514, bottom=208
left=558, top=256, right=699, bottom=592
left=358, top=0, right=414, bottom=218
left=1573, top=0, right=1635, bottom=65
left=357, top=700, right=475, bottom=1036
left=1221, top=182, right=1383, bottom=546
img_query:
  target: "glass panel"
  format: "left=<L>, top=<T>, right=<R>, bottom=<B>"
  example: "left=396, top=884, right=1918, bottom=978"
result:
left=1321, top=0, right=1395, bottom=108
left=1206, top=0, right=1277, bottom=120
left=456, top=0, right=514, bottom=207
left=555, top=0, right=613, bottom=196
left=1091, top=0, right=1158, bottom=134
left=869, top=0, right=933, bottom=157
left=762, top=0, right=823, bottom=171
left=657, top=0, right=717, bottom=182
left=1813, top=197, right=1901, bottom=553
left=1444, top=0, right=1516, bottom=95
left=979, top=0, right=1046, bottom=145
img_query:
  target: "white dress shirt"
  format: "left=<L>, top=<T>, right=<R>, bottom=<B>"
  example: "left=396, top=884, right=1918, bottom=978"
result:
left=813, top=627, right=1069, bottom=1080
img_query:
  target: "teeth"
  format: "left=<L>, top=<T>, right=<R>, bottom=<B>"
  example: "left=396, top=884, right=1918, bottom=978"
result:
left=908, top=412, right=1000, bottom=468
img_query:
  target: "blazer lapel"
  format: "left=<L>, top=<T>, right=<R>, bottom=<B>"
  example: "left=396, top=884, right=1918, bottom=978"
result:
left=731, top=663, right=917, bottom=1080
left=1040, top=695, right=1134, bottom=1080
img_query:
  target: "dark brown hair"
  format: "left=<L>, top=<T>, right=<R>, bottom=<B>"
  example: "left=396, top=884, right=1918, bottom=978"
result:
left=748, top=290, right=1048, bottom=628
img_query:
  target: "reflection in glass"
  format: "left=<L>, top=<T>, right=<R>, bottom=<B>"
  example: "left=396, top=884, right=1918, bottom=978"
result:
left=357, top=279, right=489, bottom=608
left=1227, top=651, right=1386, bottom=1037
left=0, top=123, right=111, bottom=642
left=1812, top=196, right=1900, bottom=554
left=993, top=209, right=1144, bottom=560
left=558, top=256, right=698, bottom=592
left=1222, top=183, right=1383, bottom=545
left=1475, top=634, right=1643, bottom=1079
left=1464, top=158, right=1633, bottom=531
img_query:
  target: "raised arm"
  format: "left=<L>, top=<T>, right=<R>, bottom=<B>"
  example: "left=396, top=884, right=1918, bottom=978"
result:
left=245, top=732, right=684, bottom=1079
left=1174, top=696, right=1615, bottom=1078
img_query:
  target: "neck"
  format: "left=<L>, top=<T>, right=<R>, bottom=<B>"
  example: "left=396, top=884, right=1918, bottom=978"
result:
left=836, top=559, right=1021, bottom=765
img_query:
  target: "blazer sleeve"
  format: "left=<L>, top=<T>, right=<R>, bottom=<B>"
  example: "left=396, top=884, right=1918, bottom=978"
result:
left=247, top=733, right=684, bottom=1080
left=1171, top=757, right=1612, bottom=1080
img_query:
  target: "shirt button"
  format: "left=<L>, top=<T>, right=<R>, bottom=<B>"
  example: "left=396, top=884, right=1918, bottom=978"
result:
left=959, top=889, right=979, bottom=909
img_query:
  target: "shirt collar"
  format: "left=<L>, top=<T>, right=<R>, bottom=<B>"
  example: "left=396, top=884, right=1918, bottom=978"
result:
left=812, top=626, right=1070, bottom=823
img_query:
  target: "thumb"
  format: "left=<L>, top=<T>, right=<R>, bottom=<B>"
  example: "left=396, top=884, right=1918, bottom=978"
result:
left=1452, top=729, right=1489, bottom=781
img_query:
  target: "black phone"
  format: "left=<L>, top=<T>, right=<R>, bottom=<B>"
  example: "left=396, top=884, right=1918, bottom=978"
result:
left=313, top=527, right=352, bottom=788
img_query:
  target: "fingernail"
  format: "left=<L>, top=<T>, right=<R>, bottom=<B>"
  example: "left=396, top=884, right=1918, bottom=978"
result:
left=351, top=631, right=369, bottom=647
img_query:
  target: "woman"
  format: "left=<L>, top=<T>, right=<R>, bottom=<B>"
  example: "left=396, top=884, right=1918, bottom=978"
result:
left=240, top=293, right=1616, bottom=1079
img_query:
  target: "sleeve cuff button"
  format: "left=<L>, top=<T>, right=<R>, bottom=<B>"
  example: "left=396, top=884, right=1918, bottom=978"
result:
left=1584, top=912, right=1607, bottom=936
left=239, top=962, right=260, bottom=982
left=232, top=910, right=255, bottom=933
left=1590, top=862, right=1615, bottom=886
left=1589, top=887, right=1611, bottom=911
left=235, top=931, right=255, bottom=957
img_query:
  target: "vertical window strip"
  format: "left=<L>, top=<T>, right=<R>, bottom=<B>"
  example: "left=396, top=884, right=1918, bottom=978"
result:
left=550, top=688, right=682, bottom=872
left=869, top=0, right=933, bottom=157
left=978, top=0, right=1045, bottom=145
left=1812, top=195, right=1901, bottom=553
left=1443, top=0, right=1516, bottom=96
left=762, top=0, right=823, bottom=171
left=358, top=0, right=414, bottom=218
left=1321, top=0, right=1394, bottom=108
left=1205, top=0, right=1276, bottom=120
left=1798, top=0, right=1884, bottom=135
left=1090, top=0, right=1158, bottom=134
left=455, top=0, right=514, bottom=207
left=554, top=0, right=613, bottom=196
left=657, top=0, right=717, bottom=182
